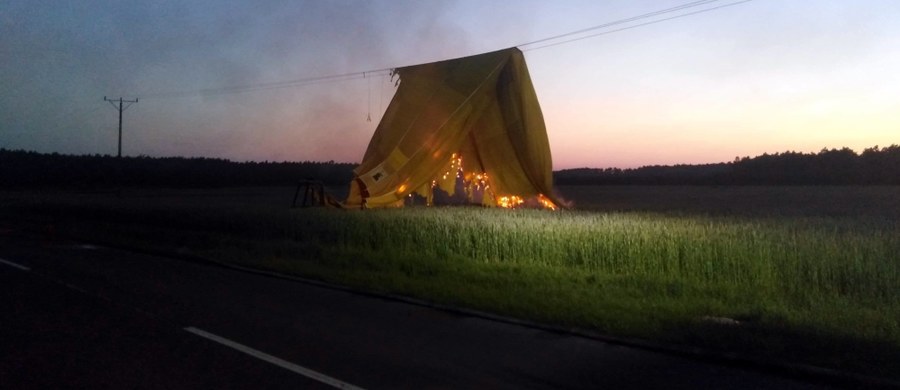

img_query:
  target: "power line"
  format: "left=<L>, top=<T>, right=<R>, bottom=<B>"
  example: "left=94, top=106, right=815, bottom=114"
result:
left=522, top=0, right=755, bottom=51
left=137, top=0, right=754, bottom=100
left=515, top=0, right=722, bottom=49
left=140, top=70, right=391, bottom=100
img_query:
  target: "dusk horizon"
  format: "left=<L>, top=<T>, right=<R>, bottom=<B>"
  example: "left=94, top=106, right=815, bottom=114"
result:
left=3, top=2, right=900, bottom=384
left=3, top=1, right=898, bottom=169
left=5, top=143, right=896, bottom=171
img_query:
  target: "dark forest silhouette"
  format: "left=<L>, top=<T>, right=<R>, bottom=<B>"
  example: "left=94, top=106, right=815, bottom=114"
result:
left=555, top=145, right=900, bottom=185
left=2, top=145, right=898, bottom=188
left=0, top=150, right=354, bottom=188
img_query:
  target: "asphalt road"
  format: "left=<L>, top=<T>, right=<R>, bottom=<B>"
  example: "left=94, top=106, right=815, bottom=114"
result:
left=0, top=235, right=833, bottom=389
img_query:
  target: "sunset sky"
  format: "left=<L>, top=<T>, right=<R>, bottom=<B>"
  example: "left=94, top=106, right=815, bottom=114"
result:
left=2, top=0, right=898, bottom=169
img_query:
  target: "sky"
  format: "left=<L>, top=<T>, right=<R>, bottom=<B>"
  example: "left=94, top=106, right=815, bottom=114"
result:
left=2, top=0, right=898, bottom=169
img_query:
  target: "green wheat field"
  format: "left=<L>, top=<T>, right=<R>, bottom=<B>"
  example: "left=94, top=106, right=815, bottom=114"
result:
left=5, top=185, right=899, bottom=379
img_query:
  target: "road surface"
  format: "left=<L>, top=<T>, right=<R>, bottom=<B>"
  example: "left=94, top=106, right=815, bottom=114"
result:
left=0, top=234, right=832, bottom=389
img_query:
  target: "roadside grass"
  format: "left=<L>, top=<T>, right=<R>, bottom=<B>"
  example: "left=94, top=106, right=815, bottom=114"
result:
left=5, top=187, right=900, bottom=379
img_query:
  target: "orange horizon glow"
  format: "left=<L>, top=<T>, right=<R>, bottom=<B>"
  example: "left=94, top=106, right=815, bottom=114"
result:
left=4, top=1, right=898, bottom=170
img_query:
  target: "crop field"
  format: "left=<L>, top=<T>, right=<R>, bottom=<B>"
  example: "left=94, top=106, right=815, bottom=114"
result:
left=4, top=185, right=899, bottom=379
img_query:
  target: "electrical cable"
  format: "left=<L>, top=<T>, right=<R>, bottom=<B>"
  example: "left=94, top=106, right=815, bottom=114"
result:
left=515, top=0, right=721, bottom=49
left=136, top=0, right=754, bottom=100
left=523, top=0, right=755, bottom=51
left=139, top=70, right=391, bottom=100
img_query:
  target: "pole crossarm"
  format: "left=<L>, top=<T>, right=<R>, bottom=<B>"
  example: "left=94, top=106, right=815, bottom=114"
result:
left=104, top=96, right=138, bottom=104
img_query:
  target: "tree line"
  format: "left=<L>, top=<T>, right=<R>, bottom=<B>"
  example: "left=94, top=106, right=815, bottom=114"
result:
left=2, top=145, right=898, bottom=189
left=554, top=145, right=900, bottom=185
left=0, top=149, right=355, bottom=188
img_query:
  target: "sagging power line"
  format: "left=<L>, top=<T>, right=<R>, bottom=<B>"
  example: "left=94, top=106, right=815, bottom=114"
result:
left=136, top=0, right=754, bottom=100
left=139, top=70, right=392, bottom=100
left=103, top=96, right=138, bottom=158
left=516, top=0, right=723, bottom=49
left=521, top=0, right=755, bottom=51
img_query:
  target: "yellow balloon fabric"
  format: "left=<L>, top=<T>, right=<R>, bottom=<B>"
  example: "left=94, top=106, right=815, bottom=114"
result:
left=345, top=48, right=559, bottom=209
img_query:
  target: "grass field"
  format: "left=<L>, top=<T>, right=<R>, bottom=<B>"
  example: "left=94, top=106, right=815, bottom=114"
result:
left=4, top=185, right=899, bottom=379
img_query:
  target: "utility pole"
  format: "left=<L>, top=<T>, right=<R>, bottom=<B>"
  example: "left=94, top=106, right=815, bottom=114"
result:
left=103, top=96, right=138, bottom=158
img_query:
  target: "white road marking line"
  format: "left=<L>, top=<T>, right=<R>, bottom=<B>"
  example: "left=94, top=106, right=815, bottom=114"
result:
left=62, top=282, right=89, bottom=294
left=0, top=258, right=30, bottom=271
left=183, top=327, right=365, bottom=390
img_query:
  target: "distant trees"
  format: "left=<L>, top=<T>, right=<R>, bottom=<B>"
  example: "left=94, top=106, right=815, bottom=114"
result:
left=3, top=145, right=899, bottom=189
left=0, top=150, right=356, bottom=188
left=555, top=145, right=900, bottom=185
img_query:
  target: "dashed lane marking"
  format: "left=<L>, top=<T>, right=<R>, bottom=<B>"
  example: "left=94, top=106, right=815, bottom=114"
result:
left=0, top=258, right=30, bottom=271
left=184, top=327, right=365, bottom=390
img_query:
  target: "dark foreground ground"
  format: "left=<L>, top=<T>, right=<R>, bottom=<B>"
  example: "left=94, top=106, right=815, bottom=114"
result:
left=0, top=233, right=832, bottom=389
left=14, top=184, right=895, bottom=216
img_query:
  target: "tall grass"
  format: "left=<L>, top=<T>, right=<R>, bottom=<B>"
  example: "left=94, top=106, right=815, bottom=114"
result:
left=9, top=188, right=900, bottom=377
left=282, top=208, right=900, bottom=304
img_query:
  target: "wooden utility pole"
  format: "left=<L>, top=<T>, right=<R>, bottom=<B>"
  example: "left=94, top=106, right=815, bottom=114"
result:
left=103, top=96, right=138, bottom=158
